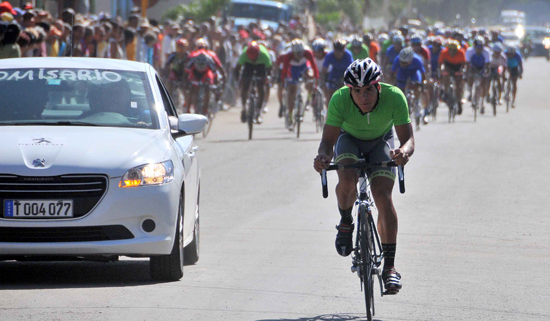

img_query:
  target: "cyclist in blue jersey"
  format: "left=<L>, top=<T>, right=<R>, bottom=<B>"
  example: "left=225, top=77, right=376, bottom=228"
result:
left=505, top=45, right=523, bottom=108
left=320, top=39, right=354, bottom=108
left=383, top=35, right=405, bottom=85
left=465, top=36, right=491, bottom=112
left=392, top=47, right=426, bottom=128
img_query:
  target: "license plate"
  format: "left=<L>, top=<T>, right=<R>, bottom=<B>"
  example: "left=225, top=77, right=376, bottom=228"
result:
left=4, top=200, right=73, bottom=218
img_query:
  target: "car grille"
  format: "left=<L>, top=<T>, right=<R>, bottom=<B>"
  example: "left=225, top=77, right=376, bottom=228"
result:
left=0, top=225, right=134, bottom=242
left=0, top=175, right=108, bottom=219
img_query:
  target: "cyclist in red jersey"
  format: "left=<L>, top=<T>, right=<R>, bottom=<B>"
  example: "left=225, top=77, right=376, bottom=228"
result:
left=280, top=39, right=319, bottom=129
left=185, top=38, right=226, bottom=115
left=185, top=39, right=225, bottom=115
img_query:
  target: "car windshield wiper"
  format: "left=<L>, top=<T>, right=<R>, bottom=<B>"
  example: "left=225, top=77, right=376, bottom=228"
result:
left=0, top=121, right=99, bottom=126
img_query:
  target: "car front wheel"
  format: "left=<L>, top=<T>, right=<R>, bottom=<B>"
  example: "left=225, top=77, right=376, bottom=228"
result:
left=150, top=193, right=184, bottom=281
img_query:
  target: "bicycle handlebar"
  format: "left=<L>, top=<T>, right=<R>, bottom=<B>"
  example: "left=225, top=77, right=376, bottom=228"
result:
left=320, top=160, right=405, bottom=198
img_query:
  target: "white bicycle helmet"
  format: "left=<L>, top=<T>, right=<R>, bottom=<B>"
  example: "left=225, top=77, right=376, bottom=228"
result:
left=343, top=58, right=382, bottom=87
left=399, top=47, right=415, bottom=63
left=312, top=38, right=327, bottom=52
left=492, top=43, right=504, bottom=53
left=290, top=38, right=305, bottom=53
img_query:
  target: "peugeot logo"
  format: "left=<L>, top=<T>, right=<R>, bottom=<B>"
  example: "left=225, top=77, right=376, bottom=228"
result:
left=33, top=138, right=52, bottom=144
left=33, top=159, right=46, bottom=168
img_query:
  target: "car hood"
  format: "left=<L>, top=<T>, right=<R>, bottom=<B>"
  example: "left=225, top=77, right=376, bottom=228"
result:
left=0, top=126, right=170, bottom=177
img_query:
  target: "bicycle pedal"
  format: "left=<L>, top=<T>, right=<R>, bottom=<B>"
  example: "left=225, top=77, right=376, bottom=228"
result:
left=351, top=265, right=359, bottom=273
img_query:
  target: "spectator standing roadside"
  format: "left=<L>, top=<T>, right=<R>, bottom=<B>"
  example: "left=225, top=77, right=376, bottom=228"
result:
left=0, top=22, right=20, bottom=58
left=123, top=28, right=136, bottom=61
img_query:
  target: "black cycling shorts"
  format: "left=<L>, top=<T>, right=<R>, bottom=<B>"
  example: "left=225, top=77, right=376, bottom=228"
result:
left=242, top=63, right=266, bottom=79
left=334, top=130, right=396, bottom=182
left=509, top=67, right=519, bottom=77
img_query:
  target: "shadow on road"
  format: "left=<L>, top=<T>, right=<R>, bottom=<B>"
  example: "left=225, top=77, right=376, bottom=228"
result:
left=0, top=260, right=168, bottom=289
left=257, top=314, right=376, bottom=321
left=208, top=137, right=294, bottom=143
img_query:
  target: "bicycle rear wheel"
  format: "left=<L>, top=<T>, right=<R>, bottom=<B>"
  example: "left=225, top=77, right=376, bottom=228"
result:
left=313, top=90, right=325, bottom=133
left=358, top=204, right=375, bottom=320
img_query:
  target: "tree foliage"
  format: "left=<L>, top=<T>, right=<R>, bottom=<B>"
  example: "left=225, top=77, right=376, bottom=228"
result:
left=315, top=0, right=364, bottom=30
left=162, top=0, right=230, bottom=22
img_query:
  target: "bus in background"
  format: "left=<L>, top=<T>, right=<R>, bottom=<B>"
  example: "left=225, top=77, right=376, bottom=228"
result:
left=226, top=0, right=294, bottom=30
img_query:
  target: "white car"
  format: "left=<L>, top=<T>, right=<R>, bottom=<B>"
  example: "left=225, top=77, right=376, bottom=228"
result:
left=0, top=58, right=206, bottom=281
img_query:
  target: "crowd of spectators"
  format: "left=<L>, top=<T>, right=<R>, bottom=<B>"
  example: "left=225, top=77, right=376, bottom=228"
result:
left=0, top=1, right=312, bottom=79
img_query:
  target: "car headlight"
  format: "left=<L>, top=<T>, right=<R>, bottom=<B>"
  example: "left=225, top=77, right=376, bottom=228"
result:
left=119, top=160, right=174, bottom=188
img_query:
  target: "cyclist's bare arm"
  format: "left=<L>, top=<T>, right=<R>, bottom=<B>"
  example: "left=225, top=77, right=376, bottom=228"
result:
left=314, top=124, right=341, bottom=173
left=392, top=123, right=415, bottom=166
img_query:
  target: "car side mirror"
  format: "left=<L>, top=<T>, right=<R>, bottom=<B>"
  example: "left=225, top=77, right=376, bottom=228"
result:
left=170, top=114, right=207, bottom=138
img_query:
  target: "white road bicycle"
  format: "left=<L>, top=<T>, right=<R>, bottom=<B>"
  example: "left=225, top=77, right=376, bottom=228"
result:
left=321, top=159, right=405, bottom=320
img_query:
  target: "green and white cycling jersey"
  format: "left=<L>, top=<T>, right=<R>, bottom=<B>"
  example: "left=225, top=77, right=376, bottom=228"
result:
left=326, top=83, right=410, bottom=141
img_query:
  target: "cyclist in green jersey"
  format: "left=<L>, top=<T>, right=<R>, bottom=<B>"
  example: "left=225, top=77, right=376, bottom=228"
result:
left=347, top=36, right=370, bottom=60
left=313, top=58, right=415, bottom=294
left=234, top=41, right=272, bottom=124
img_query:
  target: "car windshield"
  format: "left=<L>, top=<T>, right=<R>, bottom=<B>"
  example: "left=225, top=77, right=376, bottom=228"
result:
left=0, top=68, right=159, bottom=129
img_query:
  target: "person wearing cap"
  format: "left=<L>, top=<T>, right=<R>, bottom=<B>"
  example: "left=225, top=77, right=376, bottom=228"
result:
left=0, top=1, right=16, bottom=16
left=136, top=19, right=151, bottom=63
left=234, top=40, right=272, bottom=124
left=1, top=12, right=13, bottom=22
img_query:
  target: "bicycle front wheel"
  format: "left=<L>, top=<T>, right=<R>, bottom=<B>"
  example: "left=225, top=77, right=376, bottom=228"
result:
left=247, top=94, right=255, bottom=140
left=296, top=99, right=302, bottom=139
left=358, top=204, right=375, bottom=320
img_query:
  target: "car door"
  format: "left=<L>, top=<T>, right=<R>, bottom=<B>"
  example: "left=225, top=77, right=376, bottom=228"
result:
left=155, top=76, right=198, bottom=239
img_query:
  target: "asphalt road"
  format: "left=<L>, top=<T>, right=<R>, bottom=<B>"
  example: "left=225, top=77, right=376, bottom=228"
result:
left=1, top=57, right=549, bottom=321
